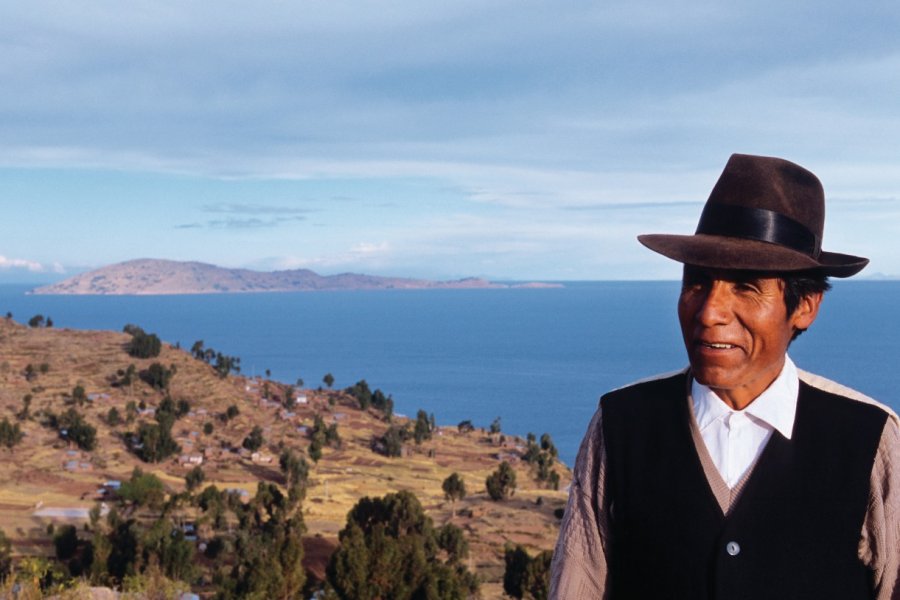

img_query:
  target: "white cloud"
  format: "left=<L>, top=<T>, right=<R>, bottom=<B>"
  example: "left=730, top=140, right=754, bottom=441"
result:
left=0, top=255, right=56, bottom=272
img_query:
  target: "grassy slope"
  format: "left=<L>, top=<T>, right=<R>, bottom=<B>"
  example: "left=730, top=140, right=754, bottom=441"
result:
left=0, top=317, right=570, bottom=596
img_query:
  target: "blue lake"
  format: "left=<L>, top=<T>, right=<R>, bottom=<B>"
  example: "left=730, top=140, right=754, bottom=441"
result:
left=1, top=280, right=897, bottom=467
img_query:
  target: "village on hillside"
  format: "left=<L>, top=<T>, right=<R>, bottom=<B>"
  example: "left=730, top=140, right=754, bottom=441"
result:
left=0, top=315, right=568, bottom=599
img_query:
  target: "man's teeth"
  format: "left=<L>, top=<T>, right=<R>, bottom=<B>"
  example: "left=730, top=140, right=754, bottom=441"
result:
left=704, top=343, right=734, bottom=349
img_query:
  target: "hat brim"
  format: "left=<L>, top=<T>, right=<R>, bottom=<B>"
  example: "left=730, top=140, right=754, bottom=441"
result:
left=638, top=234, right=869, bottom=278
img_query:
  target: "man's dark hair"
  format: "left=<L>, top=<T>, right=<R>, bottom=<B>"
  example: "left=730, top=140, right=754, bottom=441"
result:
left=783, top=270, right=831, bottom=341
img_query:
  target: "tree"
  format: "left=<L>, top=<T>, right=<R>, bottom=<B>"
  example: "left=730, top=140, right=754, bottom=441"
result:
left=414, top=409, right=432, bottom=444
left=71, top=384, right=87, bottom=406
left=55, top=408, right=97, bottom=451
left=28, top=314, right=45, bottom=328
left=0, top=417, right=23, bottom=449
left=203, top=422, right=214, bottom=435
left=442, top=472, right=466, bottom=517
left=214, top=352, right=240, bottom=378
left=126, top=327, right=162, bottom=358
left=370, top=389, right=394, bottom=418
left=225, top=404, right=240, bottom=421
left=325, top=491, right=478, bottom=599
left=504, top=544, right=553, bottom=599
left=442, top=472, right=467, bottom=503
left=490, top=416, right=502, bottom=434
left=140, top=362, right=175, bottom=390
left=133, top=421, right=180, bottom=463
left=185, top=466, right=205, bottom=492
left=486, top=461, right=517, bottom=501
left=0, top=528, right=11, bottom=580
left=242, top=426, right=265, bottom=452
left=118, top=468, right=166, bottom=509
left=347, top=379, right=372, bottom=410
left=376, top=425, right=408, bottom=458
left=279, top=449, right=310, bottom=505
left=323, top=373, right=334, bottom=388
left=219, top=483, right=307, bottom=599
left=17, top=393, right=32, bottom=420
left=106, top=407, right=122, bottom=427
left=457, top=420, right=474, bottom=434
left=523, top=432, right=559, bottom=488
left=308, top=439, right=323, bottom=464
left=436, top=523, right=469, bottom=564
left=281, top=385, right=295, bottom=410
left=53, top=524, right=79, bottom=560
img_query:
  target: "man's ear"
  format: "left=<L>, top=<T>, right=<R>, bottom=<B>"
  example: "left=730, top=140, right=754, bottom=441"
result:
left=791, top=291, right=823, bottom=331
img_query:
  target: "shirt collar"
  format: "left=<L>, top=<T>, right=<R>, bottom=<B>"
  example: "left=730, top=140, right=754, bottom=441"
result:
left=691, top=355, right=799, bottom=440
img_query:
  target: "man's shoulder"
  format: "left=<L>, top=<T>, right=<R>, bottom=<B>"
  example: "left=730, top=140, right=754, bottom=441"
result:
left=798, top=369, right=899, bottom=427
left=600, top=368, right=689, bottom=408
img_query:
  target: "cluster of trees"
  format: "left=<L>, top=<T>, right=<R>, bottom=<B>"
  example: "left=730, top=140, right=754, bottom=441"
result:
left=189, top=340, right=241, bottom=378
left=128, top=396, right=186, bottom=463
left=345, top=380, right=393, bottom=419
left=110, top=364, right=137, bottom=392
left=140, top=362, right=177, bottom=391
left=46, top=408, right=97, bottom=451
left=375, top=423, right=410, bottom=458
left=124, top=325, right=161, bottom=359
left=372, top=408, right=436, bottom=457
left=324, top=490, right=478, bottom=599
left=414, top=409, right=436, bottom=444
left=23, top=361, right=50, bottom=382
left=523, top=433, right=561, bottom=490
left=308, top=414, right=341, bottom=463
left=503, top=544, right=553, bottom=600
left=28, top=314, right=53, bottom=328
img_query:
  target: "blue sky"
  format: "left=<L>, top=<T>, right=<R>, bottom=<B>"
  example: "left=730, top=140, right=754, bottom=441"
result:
left=1, top=1, right=899, bottom=282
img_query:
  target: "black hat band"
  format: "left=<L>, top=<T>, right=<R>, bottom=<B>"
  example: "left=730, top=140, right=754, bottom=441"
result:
left=695, top=203, right=819, bottom=257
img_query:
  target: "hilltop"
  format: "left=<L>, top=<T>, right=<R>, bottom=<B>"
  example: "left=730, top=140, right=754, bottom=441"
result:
left=29, top=259, right=560, bottom=295
left=0, top=317, right=569, bottom=597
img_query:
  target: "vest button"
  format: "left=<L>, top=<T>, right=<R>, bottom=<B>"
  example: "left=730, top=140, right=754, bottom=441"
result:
left=726, top=541, right=741, bottom=556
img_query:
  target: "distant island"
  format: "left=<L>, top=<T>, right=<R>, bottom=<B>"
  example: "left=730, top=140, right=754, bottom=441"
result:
left=31, top=258, right=563, bottom=295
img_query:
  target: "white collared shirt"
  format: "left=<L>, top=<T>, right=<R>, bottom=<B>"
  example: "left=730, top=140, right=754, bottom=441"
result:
left=691, top=355, right=799, bottom=488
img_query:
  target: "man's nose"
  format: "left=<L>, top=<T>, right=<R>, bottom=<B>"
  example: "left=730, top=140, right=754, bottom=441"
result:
left=696, top=281, right=733, bottom=325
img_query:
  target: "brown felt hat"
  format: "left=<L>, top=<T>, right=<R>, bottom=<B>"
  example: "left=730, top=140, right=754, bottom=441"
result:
left=638, top=153, right=868, bottom=277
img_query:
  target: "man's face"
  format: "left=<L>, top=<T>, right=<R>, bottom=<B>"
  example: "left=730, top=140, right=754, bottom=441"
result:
left=677, top=266, right=821, bottom=409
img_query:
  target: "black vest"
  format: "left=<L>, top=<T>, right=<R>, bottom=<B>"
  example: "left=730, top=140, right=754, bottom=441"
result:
left=601, top=372, right=887, bottom=600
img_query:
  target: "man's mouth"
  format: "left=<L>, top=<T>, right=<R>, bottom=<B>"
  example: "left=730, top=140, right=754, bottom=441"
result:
left=701, top=342, right=735, bottom=349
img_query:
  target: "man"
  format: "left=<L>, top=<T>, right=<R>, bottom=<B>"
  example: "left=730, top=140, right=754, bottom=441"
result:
left=549, top=154, right=900, bottom=599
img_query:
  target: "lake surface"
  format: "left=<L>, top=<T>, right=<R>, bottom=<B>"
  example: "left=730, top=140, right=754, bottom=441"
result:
left=2, top=281, right=897, bottom=467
